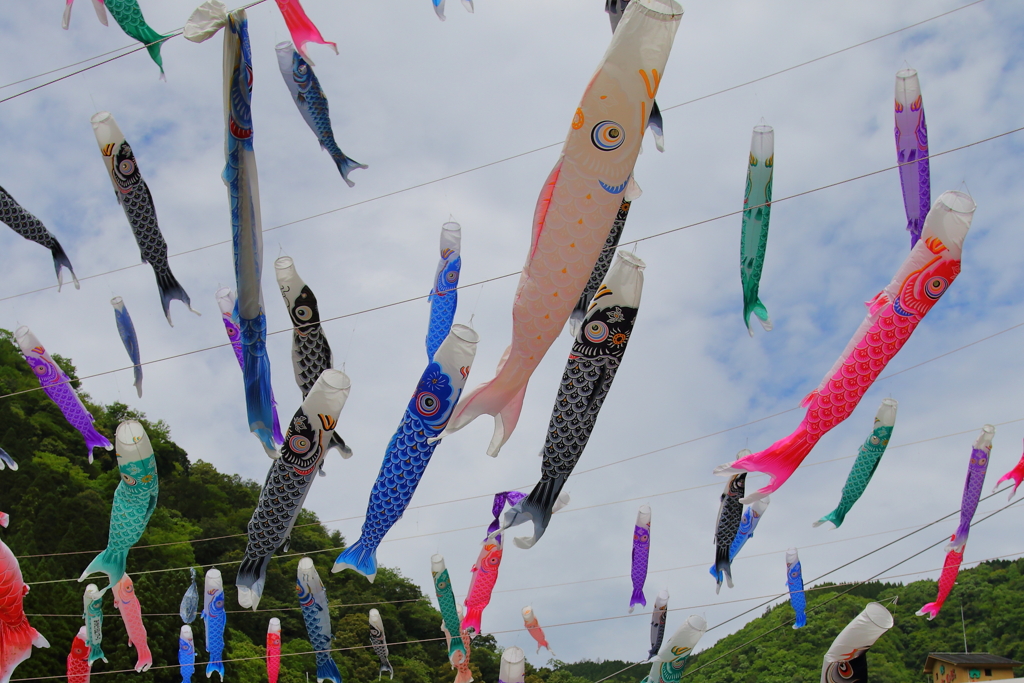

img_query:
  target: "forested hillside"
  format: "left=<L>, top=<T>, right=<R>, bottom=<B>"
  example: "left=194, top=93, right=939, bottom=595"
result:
left=0, top=328, right=505, bottom=683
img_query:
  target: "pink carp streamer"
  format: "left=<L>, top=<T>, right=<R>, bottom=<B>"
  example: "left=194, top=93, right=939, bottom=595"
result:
left=994, top=442, right=1024, bottom=501
left=112, top=574, right=152, bottom=672
left=273, top=0, right=337, bottom=65
left=266, top=618, right=281, bottom=683
left=716, top=192, right=976, bottom=502
left=434, top=0, right=681, bottom=456
left=916, top=537, right=965, bottom=620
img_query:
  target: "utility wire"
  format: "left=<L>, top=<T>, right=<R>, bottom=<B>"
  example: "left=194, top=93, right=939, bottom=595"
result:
left=12, top=497, right=1020, bottom=682
left=0, top=0, right=993, bottom=304
left=2, top=121, right=1022, bottom=401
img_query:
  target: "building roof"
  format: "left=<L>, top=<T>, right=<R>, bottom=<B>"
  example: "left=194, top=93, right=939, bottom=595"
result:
left=924, top=653, right=1024, bottom=672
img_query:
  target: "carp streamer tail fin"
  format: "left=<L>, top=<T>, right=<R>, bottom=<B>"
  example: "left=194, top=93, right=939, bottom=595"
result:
left=154, top=267, right=198, bottom=327
left=332, top=539, right=378, bottom=582
left=380, top=660, right=395, bottom=679
left=329, top=433, right=353, bottom=459
left=629, top=587, right=647, bottom=613
left=567, top=307, right=586, bottom=339
left=80, top=547, right=127, bottom=586
left=743, top=297, right=772, bottom=337
left=316, top=655, right=343, bottom=683
left=453, top=657, right=474, bottom=683
left=236, top=554, right=272, bottom=610
left=49, top=240, right=79, bottom=291
left=332, top=152, right=368, bottom=189
left=713, top=545, right=733, bottom=592
left=716, top=427, right=813, bottom=503
left=813, top=508, right=843, bottom=529
left=648, top=100, right=665, bottom=152
left=206, top=658, right=225, bottom=680
left=241, top=314, right=279, bottom=453
left=504, top=478, right=562, bottom=549
left=83, top=430, right=114, bottom=464
left=915, top=602, right=941, bottom=620
left=908, top=216, right=924, bottom=249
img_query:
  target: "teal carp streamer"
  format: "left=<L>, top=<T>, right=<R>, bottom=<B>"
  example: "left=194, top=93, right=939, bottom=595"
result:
left=740, top=124, right=775, bottom=335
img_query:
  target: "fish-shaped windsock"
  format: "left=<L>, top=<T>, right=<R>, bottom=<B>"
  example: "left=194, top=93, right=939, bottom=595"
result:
left=333, top=327, right=478, bottom=581
left=273, top=0, right=336, bottom=63
left=178, top=625, right=195, bottom=683
left=740, top=124, right=775, bottom=335
left=641, top=615, right=706, bottom=683
left=368, top=609, right=394, bottom=680
left=462, top=534, right=503, bottom=636
left=65, top=0, right=170, bottom=75
left=916, top=536, right=965, bottom=620
left=111, top=297, right=143, bottom=398
left=947, top=425, right=994, bottom=553
left=66, top=626, right=90, bottom=683
left=223, top=11, right=278, bottom=455
left=427, top=222, right=462, bottom=361
left=0, top=537, right=49, bottom=681
left=216, top=288, right=285, bottom=446
left=716, top=191, right=976, bottom=501
left=630, top=505, right=651, bottom=613
left=202, top=568, right=226, bottom=680
left=432, top=555, right=469, bottom=667
left=276, top=42, right=367, bottom=187
left=569, top=184, right=639, bottom=338
left=0, top=184, right=79, bottom=290
left=995, top=442, right=1024, bottom=500
left=648, top=589, right=669, bottom=661
left=80, top=420, right=159, bottom=586
left=440, top=607, right=473, bottom=683
left=91, top=112, right=199, bottom=326
left=238, top=370, right=351, bottom=608
left=433, top=1, right=680, bottom=456
left=710, top=472, right=745, bottom=593
left=111, top=573, right=151, bottom=672
left=505, top=252, right=644, bottom=547
left=297, top=558, right=343, bottom=683
left=786, top=548, right=807, bottom=629
left=895, top=68, right=931, bottom=249
left=820, top=601, right=894, bottom=683
left=275, top=256, right=351, bottom=459
left=604, top=1, right=664, bottom=151
left=83, top=584, right=106, bottom=665
left=266, top=618, right=281, bottom=683
left=522, top=606, right=554, bottom=656
left=16, top=326, right=112, bottom=462
left=815, top=399, right=897, bottom=529
left=180, top=568, right=199, bottom=624
left=499, top=646, right=526, bottom=683
left=728, top=497, right=769, bottom=565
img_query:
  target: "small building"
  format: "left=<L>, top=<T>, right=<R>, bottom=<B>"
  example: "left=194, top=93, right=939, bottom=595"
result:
left=924, top=653, right=1023, bottom=682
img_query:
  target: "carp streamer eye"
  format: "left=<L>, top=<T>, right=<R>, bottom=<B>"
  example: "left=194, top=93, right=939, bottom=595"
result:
left=416, top=392, right=440, bottom=417
left=925, top=276, right=949, bottom=299
left=591, top=121, right=624, bottom=151
left=446, top=271, right=458, bottom=284
left=584, top=321, right=609, bottom=343
left=295, top=305, right=313, bottom=321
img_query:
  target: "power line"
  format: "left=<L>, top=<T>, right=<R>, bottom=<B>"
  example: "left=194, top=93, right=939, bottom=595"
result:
left=2, top=121, right=1022, bottom=404
left=11, top=499, right=1021, bottom=682
left=0, top=0, right=992, bottom=304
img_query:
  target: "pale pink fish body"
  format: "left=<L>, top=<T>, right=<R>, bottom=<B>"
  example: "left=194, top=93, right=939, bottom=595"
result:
left=435, top=0, right=682, bottom=456
left=266, top=618, right=281, bottom=683
left=273, top=0, right=337, bottom=64
left=716, top=192, right=976, bottom=502
left=62, top=0, right=108, bottom=30
left=521, top=607, right=554, bottom=656
left=0, top=537, right=49, bottom=683
left=66, top=627, right=90, bottom=683
left=111, top=574, right=151, bottom=672
left=995, top=441, right=1024, bottom=500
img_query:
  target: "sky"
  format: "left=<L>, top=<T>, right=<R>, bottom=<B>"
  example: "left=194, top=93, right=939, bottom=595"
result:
left=1, top=0, right=1024, bottom=675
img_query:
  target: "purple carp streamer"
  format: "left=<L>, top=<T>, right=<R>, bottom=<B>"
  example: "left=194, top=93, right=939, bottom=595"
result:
left=947, top=425, right=994, bottom=553
left=629, top=505, right=651, bottom=613
left=91, top=112, right=200, bottom=326
left=15, top=326, right=112, bottom=462
left=894, top=68, right=930, bottom=248
left=215, top=288, right=284, bottom=445
left=0, top=185, right=79, bottom=291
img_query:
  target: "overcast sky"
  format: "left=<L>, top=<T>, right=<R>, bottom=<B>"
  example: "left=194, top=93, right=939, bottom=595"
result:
left=1, top=0, right=1023, bottom=673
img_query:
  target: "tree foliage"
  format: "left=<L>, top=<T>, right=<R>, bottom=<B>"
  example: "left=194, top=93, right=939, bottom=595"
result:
left=0, top=329, right=499, bottom=683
